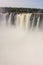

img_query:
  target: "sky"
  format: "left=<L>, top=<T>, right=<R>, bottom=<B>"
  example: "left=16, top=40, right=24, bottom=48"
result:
left=0, top=0, right=43, bottom=9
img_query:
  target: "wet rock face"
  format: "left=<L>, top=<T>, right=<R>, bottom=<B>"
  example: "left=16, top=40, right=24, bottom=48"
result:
left=11, top=13, right=16, bottom=25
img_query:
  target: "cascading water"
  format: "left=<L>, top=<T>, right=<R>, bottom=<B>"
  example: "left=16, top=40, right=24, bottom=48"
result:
left=31, top=14, right=35, bottom=30
left=16, top=14, right=22, bottom=28
left=36, top=16, right=40, bottom=30
left=5, top=13, right=10, bottom=25
left=26, top=13, right=32, bottom=30
left=0, top=12, right=42, bottom=31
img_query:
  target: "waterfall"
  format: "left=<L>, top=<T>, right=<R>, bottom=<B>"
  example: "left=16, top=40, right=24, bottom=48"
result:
left=32, top=14, right=35, bottom=29
left=0, top=13, right=43, bottom=31
left=16, top=14, right=22, bottom=28
left=8, top=13, right=11, bottom=25
left=16, top=13, right=32, bottom=30
left=1, top=13, right=6, bottom=25
left=5, top=13, right=10, bottom=25
left=36, top=16, right=40, bottom=29
left=26, top=13, right=32, bottom=30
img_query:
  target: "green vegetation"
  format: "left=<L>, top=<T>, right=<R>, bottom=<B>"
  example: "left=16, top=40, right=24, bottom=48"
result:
left=0, top=7, right=43, bottom=13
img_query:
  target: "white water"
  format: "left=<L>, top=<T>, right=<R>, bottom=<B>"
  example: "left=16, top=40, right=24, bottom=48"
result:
left=0, top=13, right=43, bottom=65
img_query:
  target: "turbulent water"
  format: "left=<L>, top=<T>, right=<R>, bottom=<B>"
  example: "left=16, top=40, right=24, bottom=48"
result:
left=0, top=13, right=43, bottom=65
